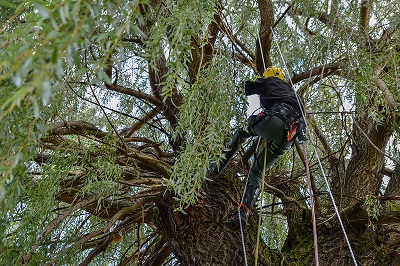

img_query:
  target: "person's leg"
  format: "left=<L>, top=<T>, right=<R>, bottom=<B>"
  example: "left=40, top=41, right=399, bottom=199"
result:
left=225, top=183, right=260, bottom=231
left=226, top=116, right=292, bottom=231
left=209, top=116, right=259, bottom=176
left=248, top=116, right=292, bottom=186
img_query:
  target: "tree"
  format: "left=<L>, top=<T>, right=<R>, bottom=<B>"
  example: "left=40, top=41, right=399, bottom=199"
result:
left=1, top=0, right=399, bottom=265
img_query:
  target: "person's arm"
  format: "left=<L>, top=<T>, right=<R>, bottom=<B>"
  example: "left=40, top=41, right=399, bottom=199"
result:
left=244, top=78, right=266, bottom=96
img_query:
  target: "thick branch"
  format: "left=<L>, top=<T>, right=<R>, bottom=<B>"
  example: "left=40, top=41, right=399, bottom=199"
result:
left=385, top=163, right=400, bottom=197
left=148, top=53, right=182, bottom=140
left=79, top=236, right=113, bottom=266
left=256, top=0, right=274, bottom=73
left=188, top=10, right=220, bottom=83
left=347, top=209, right=400, bottom=226
left=142, top=238, right=172, bottom=266
left=375, top=77, right=396, bottom=121
left=291, top=62, right=345, bottom=85
left=47, top=121, right=107, bottom=138
left=105, top=84, right=163, bottom=107
left=126, top=150, right=172, bottom=178
left=123, top=137, right=175, bottom=157
left=359, top=0, right=370, bottom=33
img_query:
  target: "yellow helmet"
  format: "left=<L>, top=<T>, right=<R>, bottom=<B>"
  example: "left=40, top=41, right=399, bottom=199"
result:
left=263, top=66, right=285, bottom=80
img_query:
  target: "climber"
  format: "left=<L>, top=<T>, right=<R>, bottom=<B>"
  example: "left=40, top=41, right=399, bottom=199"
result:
left=209, top=66, right=307, bottom=231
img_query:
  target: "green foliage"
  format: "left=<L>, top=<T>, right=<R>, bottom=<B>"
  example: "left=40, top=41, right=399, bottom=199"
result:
left=169, top=54, right=247, bottom=210
left=0, top=143, right=125, bottom=264
left=145, top=0, right=218, bottom=99
left=0, top=0, right=399, bottom=264
left=0, top=107, right=43, bottom=214
left=365, top=195, right=381, bottom=230
left=261, top=193, right=288, bottom=250
left=0, top=0, right=147, bottom=214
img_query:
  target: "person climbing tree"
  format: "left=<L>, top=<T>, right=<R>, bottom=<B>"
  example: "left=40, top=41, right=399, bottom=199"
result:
left=209, top=66, right=307, bottom=231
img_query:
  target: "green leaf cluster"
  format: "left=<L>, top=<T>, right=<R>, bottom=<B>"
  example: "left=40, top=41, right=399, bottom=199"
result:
left=0, top=0, right=147, bottom=214
left=169, top=55, right=247, bottom=210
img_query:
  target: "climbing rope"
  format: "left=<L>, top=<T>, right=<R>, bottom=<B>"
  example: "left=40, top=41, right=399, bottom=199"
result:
left=238, top=212, right=248, bottom=266
left=255, top=146, right=268, bottom=266
left=258, top=34, right=267, bottom=72
left=302, top=142, right=320, bottom=266
left=239, top=137, right=262, bottom=266
left=231, top=39, right=249, bottom=266
left=270, top=26, right=359, bottom=266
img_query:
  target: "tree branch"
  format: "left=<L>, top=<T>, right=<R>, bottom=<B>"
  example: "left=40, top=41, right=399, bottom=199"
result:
left=263, top=181, right=308, bottom=210
left=23, top=198, right=98, bottom=265
left=347, top=209, right=400, bottom=226
left=256, top=0, right=274, bottom=73
left=82, top=196, right=160, bottom=244
left=353, top=120, right=398, bottom=164
left=79, top=236, right=113, bottom=266
left=123, top=137, right=175, bottom=158
left=105, top=84, right=163, bottom=107
left=291, top=62, right=345, bottom=85
left=385, top=163, right=400, bottom=197
left=359, top=0, right=370, bottom=34
left=216, top=9, right=257, bottom=74
left=47, top=121, right=107, bottom=138
left=122, top=108, right=162, bottom=138
left=374, top=77, right=397, bottom=122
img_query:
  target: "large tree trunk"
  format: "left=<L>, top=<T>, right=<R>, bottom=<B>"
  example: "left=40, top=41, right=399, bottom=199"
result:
left=343, top=114, right=393, bottom=207
left=156, top=165, right=281, bottom=266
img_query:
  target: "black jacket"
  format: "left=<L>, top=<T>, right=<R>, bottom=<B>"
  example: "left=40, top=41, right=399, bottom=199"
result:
left=244, top=77, right=304, bottom=115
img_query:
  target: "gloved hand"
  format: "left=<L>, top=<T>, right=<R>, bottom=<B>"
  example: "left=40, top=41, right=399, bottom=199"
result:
left=296, top=123, right=308, bottom=142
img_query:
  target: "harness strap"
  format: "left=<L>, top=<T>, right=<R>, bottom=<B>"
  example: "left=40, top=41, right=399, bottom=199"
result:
left=239, top=203, right=251, bottom=215
left=267, top=140, right=286, bottom=158
left=268, top=102, right=300, bottom=125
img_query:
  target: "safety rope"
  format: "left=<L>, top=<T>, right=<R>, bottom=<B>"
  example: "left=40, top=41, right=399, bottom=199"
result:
left=257, top=34, right=267, bottom=72
left=254, top=146, right=268, bottom=265
left=253, top=32, right=269, bottom=266
left=239, top=201, right=248, bottom=266
left=302, top=142, right=320, bottom=266
left=270, top=26, right=359, bottom=266
left=238, top=137, right=262, bottom=266
left=238, top=215, right=248, bottom=266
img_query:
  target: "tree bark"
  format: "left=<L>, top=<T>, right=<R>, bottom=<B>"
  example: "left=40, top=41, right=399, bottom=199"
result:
left=385, top=162, right=400, bottom=197
left=156, top=169, right=281, bottom=265
left=256, top=0, right=274, bottom=73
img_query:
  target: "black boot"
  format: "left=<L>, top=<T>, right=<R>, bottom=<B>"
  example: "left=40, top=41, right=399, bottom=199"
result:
left=208, top=129, right=249, bottom=177
left=225, top=184, right=261, bottom=231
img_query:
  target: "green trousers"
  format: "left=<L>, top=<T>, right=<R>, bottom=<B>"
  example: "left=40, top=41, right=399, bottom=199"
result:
left=239, top=115, right=293, bottom=187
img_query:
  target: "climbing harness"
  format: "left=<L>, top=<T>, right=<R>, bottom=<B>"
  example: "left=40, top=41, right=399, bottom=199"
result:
left=269, top=26, right=316, bottom=266
left=229, top=4, right=359, bottom=264
left=271, top=25, right=359, bottom=266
